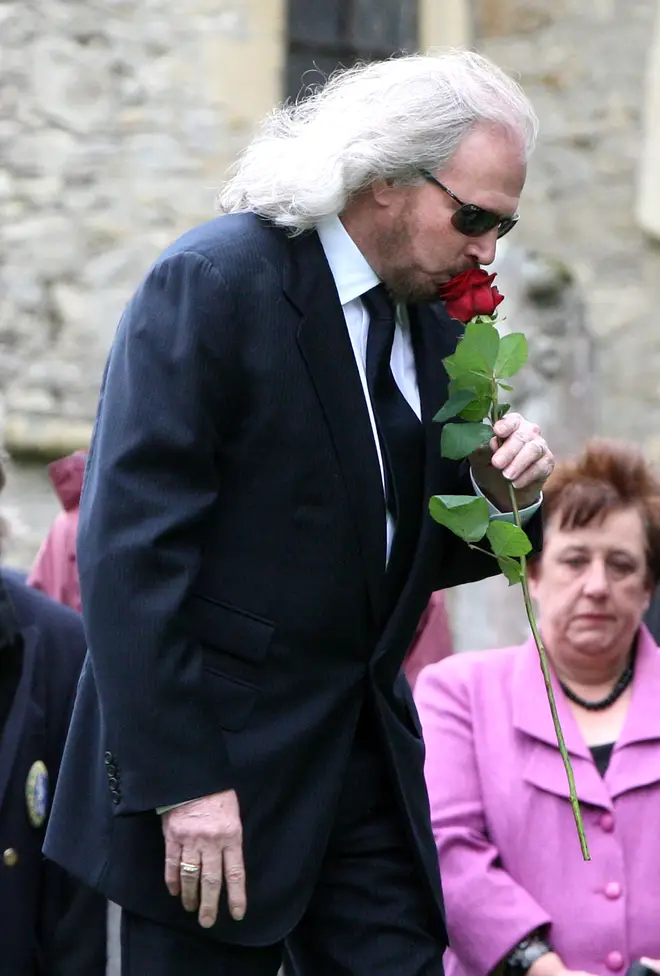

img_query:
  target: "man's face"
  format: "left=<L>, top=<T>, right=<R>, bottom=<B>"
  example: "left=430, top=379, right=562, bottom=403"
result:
left=373, top=124, right=527, bottom=303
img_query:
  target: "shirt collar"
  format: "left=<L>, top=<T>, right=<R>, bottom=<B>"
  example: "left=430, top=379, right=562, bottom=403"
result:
left=316, top=216, right=380, bottom=306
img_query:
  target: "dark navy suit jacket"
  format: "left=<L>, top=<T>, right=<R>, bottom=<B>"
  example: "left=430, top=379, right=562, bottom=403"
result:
left=45, top=214, right=541, bottom=946
left=0, top=568, right=106, bottom=974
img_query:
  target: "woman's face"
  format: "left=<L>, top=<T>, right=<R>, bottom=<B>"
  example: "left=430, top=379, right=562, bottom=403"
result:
left=529, top=507, right=653, bottom=662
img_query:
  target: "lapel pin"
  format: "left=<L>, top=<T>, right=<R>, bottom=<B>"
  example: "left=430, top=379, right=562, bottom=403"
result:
left=25, top=760, right=49, bottom=829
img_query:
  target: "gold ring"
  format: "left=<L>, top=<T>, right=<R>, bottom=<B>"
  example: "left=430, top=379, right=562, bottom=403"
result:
left=180, top=862, right=200, bottom=875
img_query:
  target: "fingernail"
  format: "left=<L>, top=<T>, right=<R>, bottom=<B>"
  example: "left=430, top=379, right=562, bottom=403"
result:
left=199, top=914, right=213, bottom=928
left=232, top=909, right=245, bottom=921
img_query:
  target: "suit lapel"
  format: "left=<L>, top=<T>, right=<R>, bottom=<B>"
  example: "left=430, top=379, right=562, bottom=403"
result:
left=0, top=625, right=36, bottom=814
left=408, top=301, right=463, bottom=561
left=284, top=231, right=386, bottom=621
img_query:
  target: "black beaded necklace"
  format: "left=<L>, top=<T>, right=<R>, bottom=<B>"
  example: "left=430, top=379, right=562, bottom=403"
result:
left=559, top=643, right=637, bottom=711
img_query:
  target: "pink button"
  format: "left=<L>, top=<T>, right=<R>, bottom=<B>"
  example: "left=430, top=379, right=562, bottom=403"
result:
left=604, top=881, right=622, bottom=899
left=600, top=812, right=615, bottom=832
left=606, top=951, right=624, bottom=972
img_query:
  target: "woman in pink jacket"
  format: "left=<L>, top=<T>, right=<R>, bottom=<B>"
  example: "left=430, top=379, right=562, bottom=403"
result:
left=415, top=440, right=660, bottom=976
left=27, top=451, right=86, bottom=613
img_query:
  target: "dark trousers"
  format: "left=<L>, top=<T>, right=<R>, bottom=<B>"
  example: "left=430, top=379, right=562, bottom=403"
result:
left=121, top=713, right=445, bottom=976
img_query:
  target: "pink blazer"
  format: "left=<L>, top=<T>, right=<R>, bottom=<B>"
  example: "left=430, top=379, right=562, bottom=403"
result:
left=414, top=626, right=660, bottom=976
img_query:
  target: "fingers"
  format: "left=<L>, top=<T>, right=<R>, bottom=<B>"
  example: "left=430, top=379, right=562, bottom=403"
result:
left=492, top=411, right=522, bottom=439
left=164, top=835, right=183, bottom=897
left=499, top=437, right=546, bottom=487
left=198, top=848, right=223, bottom=929
left=179, top=852, right=202, bottom=912
left=222, top=841, right=247, bottom=922
left=161, top=790, right=246, bottom=928
left=490, top=417, right=554, bottom=488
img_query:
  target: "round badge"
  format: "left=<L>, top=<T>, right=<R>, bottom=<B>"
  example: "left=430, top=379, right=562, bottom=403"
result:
left=25, top=760, right=49, bottom=829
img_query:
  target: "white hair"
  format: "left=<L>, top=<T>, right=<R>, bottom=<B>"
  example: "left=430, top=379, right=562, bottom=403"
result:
left=218, top=49, right=539, bottom=233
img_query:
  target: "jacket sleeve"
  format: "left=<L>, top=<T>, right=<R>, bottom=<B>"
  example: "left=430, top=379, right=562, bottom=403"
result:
left=77, top=250, right=243, bottom=814
left=414, top=662, right=551, bottom=974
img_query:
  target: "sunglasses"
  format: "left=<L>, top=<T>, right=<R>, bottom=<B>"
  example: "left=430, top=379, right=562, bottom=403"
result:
left=419, top=169, right=519, bottom=239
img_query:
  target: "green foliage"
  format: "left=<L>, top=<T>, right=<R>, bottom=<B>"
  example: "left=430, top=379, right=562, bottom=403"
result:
left=434, top=384, right=491, bottom=424
left=458, top=394, right=492, bottom=422
left=494, top=333, right=528, bottom=378
left=428, top=495, right=490, bottom=543
left=433, top=388, right=475, bottom=423
left=445, top=320, right=500, bottom=376
left=434, top=315, right=533, bottom=590
left=441, top=422, right=492, bottom=460
left=486, top=521, right=532, bottom=559
left=497, top=556, right=524, bottom=586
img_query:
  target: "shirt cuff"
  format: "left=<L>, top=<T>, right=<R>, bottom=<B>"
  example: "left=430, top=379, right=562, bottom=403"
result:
left=470, top=469, right=542, bottom=526
left=156, top=798, right=201, bottom=815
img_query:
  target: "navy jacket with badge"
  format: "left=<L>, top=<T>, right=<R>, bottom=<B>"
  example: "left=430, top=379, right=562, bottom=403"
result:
left=0, top=568, right=106, bottom=975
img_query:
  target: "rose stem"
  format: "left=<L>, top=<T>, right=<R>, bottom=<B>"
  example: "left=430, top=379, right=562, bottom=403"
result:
left=491, top=388, right=590, bottom=860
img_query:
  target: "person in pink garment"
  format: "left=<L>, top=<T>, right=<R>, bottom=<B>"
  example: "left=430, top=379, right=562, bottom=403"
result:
left=415, top=439, right=660, bottom=976
left=404, top=591, right=453, bottom=690
left=27, top=451, right=87, bottom=613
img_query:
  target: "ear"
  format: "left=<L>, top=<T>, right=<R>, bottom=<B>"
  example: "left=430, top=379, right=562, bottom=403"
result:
left=371, top=179, right=405, bottom=209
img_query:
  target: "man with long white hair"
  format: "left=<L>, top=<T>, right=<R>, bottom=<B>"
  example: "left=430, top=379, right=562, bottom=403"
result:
left=45, top=50, right=554, bottom=974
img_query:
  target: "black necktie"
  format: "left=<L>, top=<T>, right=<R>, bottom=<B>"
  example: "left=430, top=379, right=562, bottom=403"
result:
left=362, top=286, right=425, bottom=608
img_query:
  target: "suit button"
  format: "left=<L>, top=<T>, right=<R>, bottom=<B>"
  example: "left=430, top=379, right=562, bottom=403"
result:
left=111, top=794, right=120, bottom=805
left=605, top=881, right=622, bottom=900
left=104, top=752, right=114, bottom=765
left=599, top=812, right=614, bottom=832
left=108, top=776, right=118, bottom=789
left=3, top=848, right=18, bottom=867
left=606, top=951, right=624, bottom=971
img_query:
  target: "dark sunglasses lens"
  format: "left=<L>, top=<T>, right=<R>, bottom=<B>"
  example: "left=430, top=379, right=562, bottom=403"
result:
left=496, top=216, right=518, bottom=239
left=452, top=205, right=500, bottom=238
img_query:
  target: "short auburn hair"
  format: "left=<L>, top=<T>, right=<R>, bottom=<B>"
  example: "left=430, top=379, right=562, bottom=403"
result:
left=540, top=438, right=660, bottom=582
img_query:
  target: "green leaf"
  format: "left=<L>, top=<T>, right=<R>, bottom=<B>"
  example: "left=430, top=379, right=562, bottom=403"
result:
left=497, top=555, right=523, bottom=586
left=443, top=361, right=493, bottom=398
left=459, top=396, right=492, bottom=422
left=433, top=388, right=476, bottom=423
left=494, top=333, right=528, bottom=378
left=486, top=521, right=533, bottom=558
left=429, top=494, right=490, bottom=543
left=496, top=403, right=511, bottom=420
left=498, top=383, right=514, bottom=392
left=451, top=320, right=501, bottom=376
left=441, top=422, right=492, bottom=460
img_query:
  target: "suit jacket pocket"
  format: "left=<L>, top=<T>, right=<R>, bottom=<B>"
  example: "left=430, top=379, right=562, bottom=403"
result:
left=187, top=594, right=275, bottom=731
left=393, top=673, right=424, bottom=741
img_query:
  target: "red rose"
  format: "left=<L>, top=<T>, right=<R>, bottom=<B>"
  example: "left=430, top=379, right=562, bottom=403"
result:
left=438, top=269, right=504, bottom=323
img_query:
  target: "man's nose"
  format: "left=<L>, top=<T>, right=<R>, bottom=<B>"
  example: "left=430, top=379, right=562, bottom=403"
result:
left=465, top=229, right=498, bottom=267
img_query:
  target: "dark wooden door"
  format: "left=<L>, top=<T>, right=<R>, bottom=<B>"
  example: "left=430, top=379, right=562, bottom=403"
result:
left=286, top=0, right=418, bottom=101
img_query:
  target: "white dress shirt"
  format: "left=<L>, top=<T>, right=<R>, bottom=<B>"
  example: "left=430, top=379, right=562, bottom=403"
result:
left=316, top=216, right=539, bottom=562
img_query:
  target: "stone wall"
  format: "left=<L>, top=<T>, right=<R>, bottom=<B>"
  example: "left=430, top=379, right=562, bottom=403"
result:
left=473, top=0, right=660, bottom=459
left=3, top=0, right=658, bottom=458
left=0, top=0, right=285, bottom=456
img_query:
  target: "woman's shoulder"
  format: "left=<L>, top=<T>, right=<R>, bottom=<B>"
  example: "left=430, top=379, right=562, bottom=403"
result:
left=415, top=642, right=529, bottom=695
